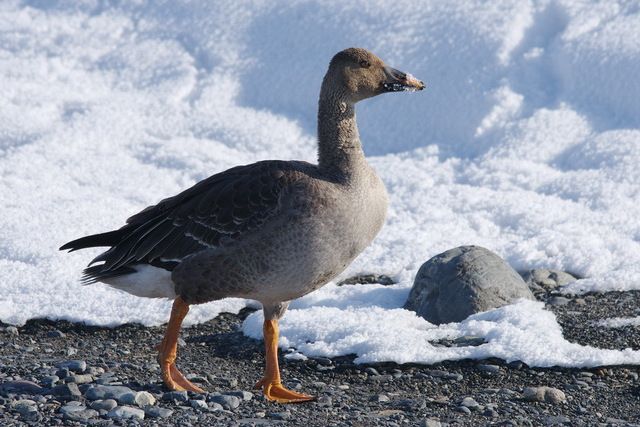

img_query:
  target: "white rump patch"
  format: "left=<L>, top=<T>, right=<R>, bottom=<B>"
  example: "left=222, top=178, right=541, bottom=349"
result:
left=101, top=265, right=176, bottom=299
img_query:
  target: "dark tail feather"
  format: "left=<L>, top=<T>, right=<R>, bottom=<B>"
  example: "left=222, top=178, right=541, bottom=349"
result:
left=60, top=229, right=130, bottom=251
left=80, top=264, right=135, bottom=285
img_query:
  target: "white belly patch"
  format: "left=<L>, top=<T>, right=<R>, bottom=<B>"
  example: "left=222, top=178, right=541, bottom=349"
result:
left=100, top=264, right=176, bottom=299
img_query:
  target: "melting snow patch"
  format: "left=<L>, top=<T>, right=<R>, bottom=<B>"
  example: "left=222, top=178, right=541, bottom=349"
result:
left=596, top=317, right=640, bottom=329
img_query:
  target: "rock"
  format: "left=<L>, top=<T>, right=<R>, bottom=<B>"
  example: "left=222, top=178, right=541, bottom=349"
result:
left=208, top=394, right=241, bottom=410
left=548, top=296, right=570, bottom=306
left=47, top=329, right=66, bottom=338
left=85, top=385, right=135, bottom=402
left=227, top=390, right=254, bottom=401
left=456, top=405, right=472, bottom=415
left=338, top=274, right=395, bottom=286
left=12, top=400, right=40, bottom=421
left=317, top=396, right=332, bottom=407
left=145, top=406, right=174, bottom=418
left=372, top=394, right=390, bottom=402
left=40, top=375, right=59, bottom=388
left=59, top=402, right=86, bottom=414
left=460, top=396, right=482, bottom=411
left=107, top=405, right=145, bottom=420
left=5, top=326, right=19, bottom=336
left=52, top=383, right=82, bottom=399
left=0, top=380, right=43, bottom=394
left=426, top=370, right=463, bottom=381
left=67, top=374, right=93, bottom=384
left=404, top=246, right=534, bottom=324
left=120, top=390, right=156, bottom=407
left=190, top=399, right=208, bottom=410
left=57, top=360, right=87, bottom=373
left=477, top=364, right=501, bottom=374
left=163, top=390, right=189, bottom=403
left=421, top=419, right=442, bottom=427
left=521, top=269, right=577, bottom=290
left=522, top=386, right=566, bottom=404
left=65, top=409, right=98, bottom=421
left=365, top=367, right=380, bottom=376
left=90, top=399, right=118, bottom=411
left=545, top=415, right=571, bottom=425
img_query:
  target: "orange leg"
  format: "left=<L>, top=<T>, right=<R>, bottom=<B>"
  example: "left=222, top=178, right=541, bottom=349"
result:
left=157, top=297, right=204, bottom=393
left=254, top=319, right=315, bottom=403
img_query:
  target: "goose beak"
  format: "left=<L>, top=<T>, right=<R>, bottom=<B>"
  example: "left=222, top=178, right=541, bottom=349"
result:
left=382, top=66, right=425, bottom=92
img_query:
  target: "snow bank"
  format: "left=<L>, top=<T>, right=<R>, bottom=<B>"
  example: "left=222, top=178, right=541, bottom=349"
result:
left=1, top=0, right=639, bottom=365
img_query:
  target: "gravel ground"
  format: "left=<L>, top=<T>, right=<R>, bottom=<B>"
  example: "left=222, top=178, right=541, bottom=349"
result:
left=1, top=289, right=639, bottom=426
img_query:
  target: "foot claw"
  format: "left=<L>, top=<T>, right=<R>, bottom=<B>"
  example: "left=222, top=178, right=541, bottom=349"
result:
left=255, top=378, right=315, bottom=403
left=161, top=363, right=204, bottom=393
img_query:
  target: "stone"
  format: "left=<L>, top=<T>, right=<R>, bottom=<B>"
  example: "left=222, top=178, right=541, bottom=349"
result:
left=208, top=394, right=241, bottom=410
left=460, top=396, right=482, bottom=411
left=0, top=380, right=43, bottom=394
left=227, top=390, right=254, bottom=401
left=372, top=394, right=390, bottom=402
left=521, top=269, right=577, bottom=290
left=5, top=326, right=19, bottom=336
left=477, top=364, right=501, bottom=374
left=120, top=390, right=156, bottom=407
left=163, top=390, right=189, bottom=403
left=145, top=406, right=174, bottom=418
left=85, top=385, right=135, bottom=402
left=57, top=360, right=87, bottom=373
left=47, top=329, right=66, bottom=338
left=317, top=396, right=332, bottom=407
left=59, top=402, right=86, bottom=415
left=421, top=419, right=442, bottom=427
left=190, top=399, right=208, bottom=410
left=404, top=246, right=535, bottom=324
left=522, top=386, right=566, bottom=404
left=456, top=405, right=472, bottom=415
left=40, top=375, right=59, bottom=388
left=64, top=409, right=99, bottom=421
left=107, top=405, right=145, bottom=420
left=548, top=296, right=570, bottom=306
left=67, top=374, right=93, bottom=384
left=90, top=399, right=118, bottom=411
left=52, top=383, right=82, bottom=399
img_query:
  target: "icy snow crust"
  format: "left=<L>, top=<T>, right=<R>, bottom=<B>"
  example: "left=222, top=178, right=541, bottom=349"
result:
left=1, top=1, right=639, bottom=366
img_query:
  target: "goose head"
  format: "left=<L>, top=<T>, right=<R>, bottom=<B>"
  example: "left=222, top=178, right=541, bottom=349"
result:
left=322, top=47, right=425, bottom=104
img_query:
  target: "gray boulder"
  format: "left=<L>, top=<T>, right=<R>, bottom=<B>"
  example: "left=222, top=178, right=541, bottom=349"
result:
left=404, top=246, right=534, bottom=324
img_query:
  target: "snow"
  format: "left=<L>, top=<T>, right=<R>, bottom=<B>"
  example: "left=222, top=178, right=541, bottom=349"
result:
left=1, top=1, right=639, bottom=365
left=597, top=317, right=640, bottom=329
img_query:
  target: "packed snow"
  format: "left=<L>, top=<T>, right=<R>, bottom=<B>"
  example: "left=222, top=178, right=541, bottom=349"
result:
left=1, top=1, right=639, bottom=366
left=597, top=317, right=640, bottom=329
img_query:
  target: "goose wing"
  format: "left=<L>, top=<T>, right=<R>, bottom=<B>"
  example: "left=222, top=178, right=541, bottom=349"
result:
left=81, top=161, right=292, bottom=276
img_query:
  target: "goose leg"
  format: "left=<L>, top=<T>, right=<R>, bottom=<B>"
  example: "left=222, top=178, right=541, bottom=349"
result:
left=254, top=319, right=315, bottom=403
left=157, top=297, right=204, bottom=393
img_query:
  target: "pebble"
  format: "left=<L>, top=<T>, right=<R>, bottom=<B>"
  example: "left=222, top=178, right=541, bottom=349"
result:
left=190, top=399, right=208, bottom=410
left=477, top=364, right=501, bottom=374
left=365, top=367, right=380, bottom=376
left=57, top=360, right=87, bottom=373
left=522, top=386, right=566, bottom=404
left=64, top=409, right=99, bottom=421
left=426, top=370, right=463, bottom=381
left=5, top=326, right=19, bottom=336
left=268, top=411, right=291, bottom=420
left=68, top=374, right=93, bottom=384
left=85, top=384, right=136, bottom=402
left=47, top=329, right=65, bottom=338
left=421, top=419, right=442, bottom=427
left=545, top=415, right=571, bottom=425
left=120, top=390, right=156, bottom=407
left=163, top=390, right=189, bottom=404
left=107, top=405, right=145, bottom=420
left=372, top=393, right=390, bottom=402
left=145, top=406, right=174, bottom=418
left=41, top=375, right=59, bottom=388
left=317, top=395, right=332, bottom=407
left=208, top=394, right=241, bottom=410
left=456, top=405, right=472, bottom=415
left=227, top=390, right=254, bottom=401
left=90, top=399, right=118, bottom=411
left=548, top=296, right=570, bottom=306
left=460, top=396, right=482, bottom=411
left=0, top=380, right=43, bottom=394
left=52, top=382, right=82, bottom=399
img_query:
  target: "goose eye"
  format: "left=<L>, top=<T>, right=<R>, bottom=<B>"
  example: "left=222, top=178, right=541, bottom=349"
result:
left=359, top=60, right=371, bottom=68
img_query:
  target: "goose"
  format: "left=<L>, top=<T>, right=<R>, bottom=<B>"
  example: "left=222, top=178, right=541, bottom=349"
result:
left=60, top=47, right=424, bottom=403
